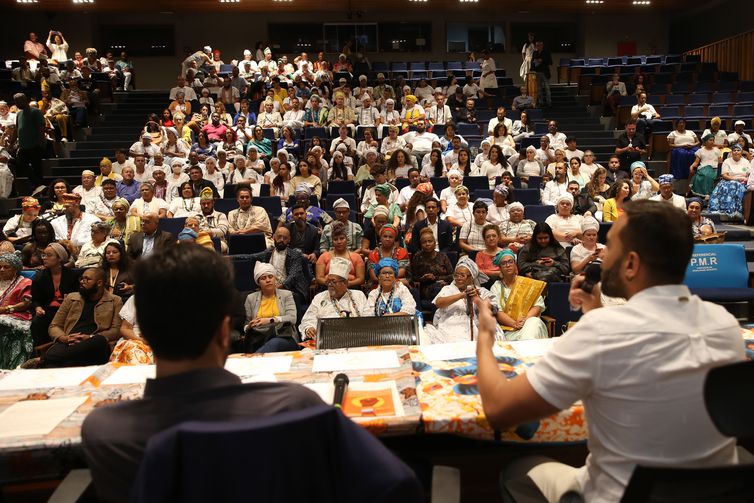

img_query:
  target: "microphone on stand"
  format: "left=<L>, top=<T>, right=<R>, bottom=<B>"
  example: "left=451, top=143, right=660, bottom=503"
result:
left=332, top=373, right=349, bottom=409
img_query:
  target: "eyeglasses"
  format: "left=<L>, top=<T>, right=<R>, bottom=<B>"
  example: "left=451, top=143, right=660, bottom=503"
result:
left=453, top=272, right=471, bottom=279
left=499, top=260, right=516, bottom=266
left=379, top=270, right=395, bottom=276
left=325, top=279, right=346, bottom=286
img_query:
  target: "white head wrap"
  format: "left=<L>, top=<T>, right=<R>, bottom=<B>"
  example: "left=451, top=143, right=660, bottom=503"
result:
left=332, top=198, right=350, bottom=210
left=555, top=193, right=574, bottom=206
left=329, top=257, right=352, bottom=280
left=253, top=262, right=276, bottom=284
left=455, top=256, right=488, bottom=287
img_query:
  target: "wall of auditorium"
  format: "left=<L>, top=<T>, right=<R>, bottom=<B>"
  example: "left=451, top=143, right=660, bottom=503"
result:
left=669, top=0, right=754, bottom=53
left=4, top=9, right=668, bottom=89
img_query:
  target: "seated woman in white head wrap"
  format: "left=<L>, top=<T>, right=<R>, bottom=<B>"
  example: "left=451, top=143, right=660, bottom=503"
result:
left=243, top=262, right=299, bottom=353
left=299, top=257, right=368, bottom=345
left=423, top=256, right=501, bottom=344
left=569, top=216, right=605, bottom=274
left=544, top=192, right=584, bottom=248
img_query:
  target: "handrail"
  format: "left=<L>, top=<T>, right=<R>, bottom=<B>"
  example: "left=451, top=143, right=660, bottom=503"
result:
left=684, top=30, right=754, bottom=81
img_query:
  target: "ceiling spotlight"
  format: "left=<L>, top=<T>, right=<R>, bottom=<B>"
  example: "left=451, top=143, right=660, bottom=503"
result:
left=459, top=0, right=478, bottom=3
left=219, top=0, right=240, bottom=3
left=73, top=0, right=94, bottom=3
left=585, top=0, right=603, bottom=3
left=16, top=0, right=39, bottom=3
left=632, top=0, right=650, bottom=4
left=409, top=0, right=428, bottom=2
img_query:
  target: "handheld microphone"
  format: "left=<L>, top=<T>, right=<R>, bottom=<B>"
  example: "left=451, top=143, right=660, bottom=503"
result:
left=581, top=263, right=602, bottom=294
left=332, top=373, right=349, bottom=408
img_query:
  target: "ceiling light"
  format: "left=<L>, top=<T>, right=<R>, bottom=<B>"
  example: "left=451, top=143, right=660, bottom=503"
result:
left=585, top=0, right=603, bottom=3
left=409, top=0, right=428, bottom=2
left=73, top=0, right=94, bottom=3
left=459, top=0, right=478, bottom=3
left=219, top=0, right=239, bottom=3
left=16, top=0, right=39, bottom=3
left=632, top=0, right=650, bottom=4
left=272, top=0, right=293, bottom=2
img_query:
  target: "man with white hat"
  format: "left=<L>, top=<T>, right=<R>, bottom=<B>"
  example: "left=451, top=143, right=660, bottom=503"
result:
left=320, top=198, right=363, bottom=253
left=129, top=133, right=160, bottom=160
left=426, top=91, right=451, bottom=130
left=354, top=74, right=373, bottom=100
left=180, top=47, right=212, bottom=78
left=197, top=187, right=229, bottom=253
left=299, top=257, right=368, bottom=344
left=257, top=47, right=277, bottom=74
left=727, top=120, right=752, bottom=146
left=237, top=49, right=258, bottom=73
left=650, top=174, right=686, bottom=210
left=356, top=95, right=380, bottom=130
left=73, top=169, right=102, bottom=206
left=373, top=73, right=395, bottom=109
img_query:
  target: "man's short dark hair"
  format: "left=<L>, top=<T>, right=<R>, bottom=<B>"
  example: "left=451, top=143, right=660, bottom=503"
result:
left=101, top=179, right=116, bottom=187
left=189, top=165, right=202, bottom=172
left=235, top=186, right=252, bottom=198
left=567, top=180, right=580, bottom=188
left=292, top=202, right=308, bottom=212
left=625, top=119, right=637, bottom=126
left=472, top=200, right=488, bottom=212
left=425, top=197, right=439, bottom=207
left=407, top=167, right=419, bottom=176
left=565, top=136, right=576, bottom=144
left=133, top=245, right=234, bottom=360
left=620, top=199, right=693, bottom=284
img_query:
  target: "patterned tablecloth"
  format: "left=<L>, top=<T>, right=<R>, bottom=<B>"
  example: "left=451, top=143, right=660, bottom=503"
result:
left=0, top=334, right=751, bottom=482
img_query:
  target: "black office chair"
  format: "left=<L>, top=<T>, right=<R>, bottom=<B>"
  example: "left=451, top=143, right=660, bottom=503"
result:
left=704, top=360, right=754, bottom=440
left=316, top=316, right=419, bottom=350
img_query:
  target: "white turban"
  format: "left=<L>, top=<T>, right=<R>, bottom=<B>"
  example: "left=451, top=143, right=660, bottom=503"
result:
left=329, top=257, right=352, bottom=280
left=203, top=46, right=212, bottom=54
left=253, top=262, right=276, bottom=284
left=243, top=49, right=251, bottom=56
left=455, top=256, right=488, bottom=287
left=447, top=169, right=463, bottom=178
left=581, top=216, right=600, bottom=233
left=332, top=198, right=350, bottom=210
left=555, top=193, right=574, bottom=206
left=508, top=201, right=524, bottom=212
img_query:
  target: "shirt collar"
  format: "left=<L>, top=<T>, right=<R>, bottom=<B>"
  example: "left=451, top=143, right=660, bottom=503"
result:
left=144, top=368, right=241, bottom=398
left=628, top=284, right=692, bottom=304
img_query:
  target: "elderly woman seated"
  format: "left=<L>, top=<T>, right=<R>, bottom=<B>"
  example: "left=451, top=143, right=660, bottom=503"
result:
left=243, top=262, right=299, bottom=353
left=490, top=249, right=548, bottom=340
left=423, top=257, right=500, bottom=344
left=108, top=198, right=141, bottom=246
left=363, top=258, right=417, bottom=317
left=76, top=221, right=117, bottom=268
left=0, top=252, right=33, bottom=369
left=687, top=198, right=715, bottom=239
left=410, top=228, right=454, bottom=302
left=709, top=144, right=749, bottom=219
left=499, top=202, right=536, bottom=254
left=517, top=222, right=570, bottom=283
left=300, top=257, right=368, bottom=346
left=569, top=216, right=605, bottom=274
left=544, top=192, right=583, bottom=248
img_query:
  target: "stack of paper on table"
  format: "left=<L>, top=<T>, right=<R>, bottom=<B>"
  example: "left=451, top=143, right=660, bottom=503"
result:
left=0, top=366, right=100, bottom=391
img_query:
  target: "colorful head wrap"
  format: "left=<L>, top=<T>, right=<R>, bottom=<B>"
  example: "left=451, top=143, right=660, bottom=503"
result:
left=630, top=161, right=646, bottom=173
left=47, top=242, right=69, bottom=262
left=21, top=197, right=40, bottom=209
left=379, top=224, right=398, bottom=238
left=416, top=182, right=433, bottom=195
left=658, top=174, right=674, bottom=186
left=332, top=198, right=350, bottom=210
left=111, top=198, right=130, bottom=211
left=494, top=184, right=509, bottom=197
left=178, top=228, right=198, bottom=241
left=710, top=116, right=721, bottom=126
left=702, top=133, right=715, bottom=143
left=100, top=157, right=112, bottom=168
left=687, top=197, right=703, bottom=208
left=405, top=94, right=417, bottom=103
left=372, top=205, right=390, bottom=218
left=195, top=231, right=214, bottom=250
left=374, top=183, right=392, bottom=197
left=0, top=252, right=22, bottom=273
left=377, top=257, right=399, bottom=275
left=199, top=187, right=214, bottom=201
left=731, top=144, right=743, bottom=152
left=492, top=248, right=516, bottom=266
left=61, top=193, right=82, bottom=203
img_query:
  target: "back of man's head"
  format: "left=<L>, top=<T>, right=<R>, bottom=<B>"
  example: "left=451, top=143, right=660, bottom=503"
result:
left=621, top=199, right=693, bottom=284
left=133, top=244, right=234, bottom=360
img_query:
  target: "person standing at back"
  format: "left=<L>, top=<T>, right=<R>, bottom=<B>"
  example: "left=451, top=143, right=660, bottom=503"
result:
left=13, top=93, right=46, bottom=190
left=82, top=244, right=323, bottom=502
left=475, top=199, right=746, bottom=502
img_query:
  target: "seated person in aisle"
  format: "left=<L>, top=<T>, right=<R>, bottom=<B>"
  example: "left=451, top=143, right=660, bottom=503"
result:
left=511, top=86, right=534, bottom=111
left=82, top=245, right=323, bottom=502
left=490, top=249, right=548, bottom=341
left=250, top=225, right=309, bottom=321
left=423, top=257, right=500, bottom=344
left=650, top=174, right=686, bottom=210
left=300, top=257, right=368, bottom=345
left=284, top=203, right=320, bottom=262
left=227, top=186, right=273, bottom=247
left=320, top=198, right=363, bottom=253
left=51, top=192, right=102, bottom=248
left=477, top=200, right=745, bottom=503
left=34, top=268, right=122, bottom=368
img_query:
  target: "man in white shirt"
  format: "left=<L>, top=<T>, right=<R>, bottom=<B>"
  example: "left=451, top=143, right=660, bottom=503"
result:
left=282, top=97, right=305, bottom=129
left=649, top=174, right=686, bottom=210
left=487, top=106, right=513, bottom=136
left=257, top=100, right=283, bottom=136
left=329, top=126, right=357, bottom=156
left=0, top=101, right=16, bottom=133
left=475, top=199, right=745, bottom=503
left=129, top=134, right=160, bottom=161
left=356, top=96, right=380, bottom=129
left=401, top=120, right=440, bottom=160
left=51, top=192, right=102, bottom=247
left=564, top=136, right=584, bottom=161
left=535, top=136, right=555, bottom=165
left=426, top=92, right=451, bottom=130
left=73, top=170, right=102, bottom=206
left=727, top=120, right=753, bottom=146
left=630, top=92, right=661, bottom=139
left=168, top=75, right=197, bottom=101
left=545, top=120, right=567, bottom=150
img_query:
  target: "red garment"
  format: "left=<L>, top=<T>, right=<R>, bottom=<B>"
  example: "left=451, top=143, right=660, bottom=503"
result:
left=0, top=276, right=32, bottom=321
left=202, top=123, right=228, bottom=142
left=475, top=250, right=501, bottom=279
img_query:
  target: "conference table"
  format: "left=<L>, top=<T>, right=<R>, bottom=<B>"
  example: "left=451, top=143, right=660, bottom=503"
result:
left=1, top=333, right=752, bottom=484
